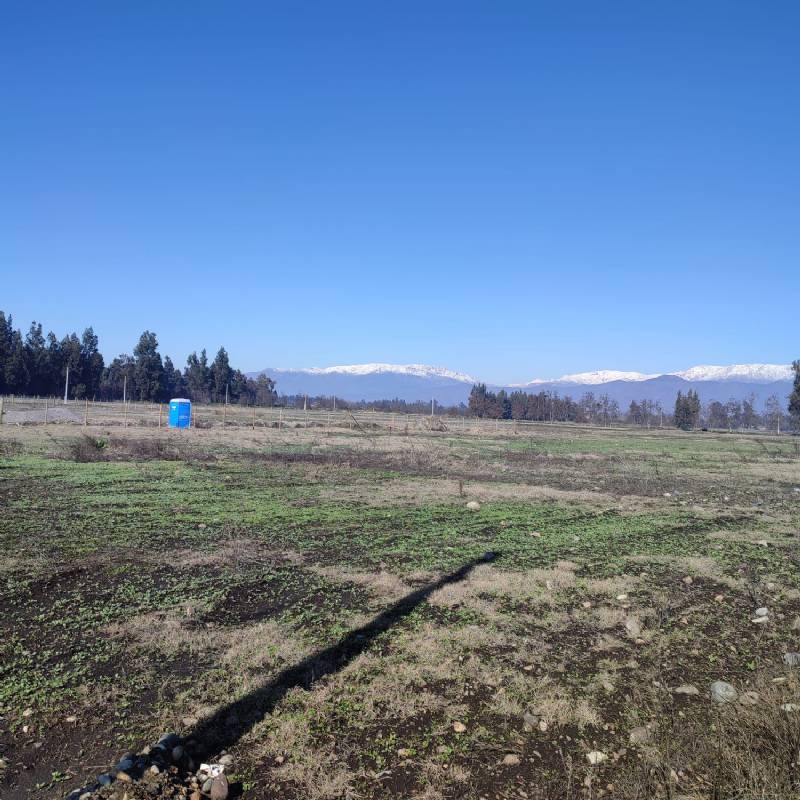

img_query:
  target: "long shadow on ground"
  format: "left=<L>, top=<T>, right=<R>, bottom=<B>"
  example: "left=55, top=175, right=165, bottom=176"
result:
left=190, top=553, right=496, bottom=756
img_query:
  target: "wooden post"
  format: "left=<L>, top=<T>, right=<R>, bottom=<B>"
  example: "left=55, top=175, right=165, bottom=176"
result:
left=84, top=397, right=89, bottom=426
left=223, top=401, right=227, bottom=428
left=252, top=405, right=256, bottom=430
left=44, top=396, right=48, bottom=425
left=124, top=401, right=128, bottom=428
left=278, top=408, right=282, bottom=429
left=159, top=404, right=163, bottom=428
left=0, top=396, right=4, bottom=425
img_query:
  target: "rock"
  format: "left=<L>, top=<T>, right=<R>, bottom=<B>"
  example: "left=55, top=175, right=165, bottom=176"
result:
left=587, top=751, right=607, bottom=765
left=783, top=652, right=800, bottom=667
left=116, top=770, right=132, bottom=783
left=202, top=778, right=214, bottom=794
left=182, top=715, right=199, bottom=727
left=629, top=726, right=652, bottom=745
left=538, top=719, right=548, bottom=732
left=453, top=721, right=467, bottom=733
left=710, top=681, right=738, bottom=703
left=581, top=601, right=592, bottom=609
left=793, top=617, right=800, bottom=631
left=397, top=748, right=413, bottom=758
left=616, top=594, right=628, bottom=601
left=755, top=607, right=769, bottom=617
left=682, top=576, right=693, bottom=586
left=673, top=685, right=700, bottom=696
left=502, top=753, right=521, bottom=765
left=738, top=691, right=760, bottom=706
left=466, top=501, right=481, bottom=512
left=530, top=531, right=542, bottom=538
left=624, top=618, right=642, bottom=638
left=714, top=594, right=724, bottom=603
left=752, top=616, right=769, bottom=624
left=149, top=764, right=161, bottom=775
left=22, top=708, right=33, bottom=718
left=757, top=540, right=769, bottom=547
left=219, top=754, right=234, bottom=767
left=781, top=703, right=799, bottom=712
left=210, top=774, right=229, bottom=799
left=765, top=582, right=776, bottom=591
left=523, top=712, right=539, bottom=729
left=65, top=715, right=78, bottom=723
left=116, top=757, right=135, bottom=772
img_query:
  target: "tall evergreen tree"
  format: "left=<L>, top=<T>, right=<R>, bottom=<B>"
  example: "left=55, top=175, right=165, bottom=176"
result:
left=789, top=360, right=800, bottom=430
left=211, top=347, right=232, bottom=403
left=133, top=331, right=165, bottom=401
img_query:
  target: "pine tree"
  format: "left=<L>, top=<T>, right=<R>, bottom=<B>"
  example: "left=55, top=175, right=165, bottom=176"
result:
left=133, top=331, right=165, bottom=401
left=211, top=347, right=232, bottom=403
left=789, top=360, right=800, bottom=430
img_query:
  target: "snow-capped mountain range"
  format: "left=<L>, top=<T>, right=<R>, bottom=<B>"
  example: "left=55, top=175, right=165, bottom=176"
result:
left=521, top=363, right=793, bottom=386
left=250, top=362, right=794, bottom=408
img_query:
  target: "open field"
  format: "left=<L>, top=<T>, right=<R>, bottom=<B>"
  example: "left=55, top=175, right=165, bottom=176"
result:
left=1, top=422, right=799, bottom=800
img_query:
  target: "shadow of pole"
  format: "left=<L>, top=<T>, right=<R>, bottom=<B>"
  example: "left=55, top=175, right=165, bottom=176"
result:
left=189, top=552, right=497, bottom=757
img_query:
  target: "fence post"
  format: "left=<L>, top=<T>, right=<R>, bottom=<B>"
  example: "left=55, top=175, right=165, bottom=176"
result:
left=159, top=404, right=163, bottom=428
left=124, top=401, right=128, bottom=428
left=0, top=396, right=4, bottom=425
left=44, top=396, right=48, bottom=425
left=252, top=405, right=256, bottom=430
left=278, top=408, right=282, bottom=429
left=84, top=397, right=89, bottom=426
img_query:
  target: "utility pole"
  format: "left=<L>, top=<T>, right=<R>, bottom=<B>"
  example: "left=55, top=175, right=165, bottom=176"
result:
left=431, top=397, right=434, bottom=417
left=225, top=383, right=229, bottom=405
left=123, top=374, right=127, bottom=404
left=64, top=364, right=70, bottom=403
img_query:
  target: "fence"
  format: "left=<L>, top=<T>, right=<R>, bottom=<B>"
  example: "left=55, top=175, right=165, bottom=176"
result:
left=0, top=394, right=606, bottom=436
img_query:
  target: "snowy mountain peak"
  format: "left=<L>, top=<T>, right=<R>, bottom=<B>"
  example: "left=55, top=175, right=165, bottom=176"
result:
left=271, top=363, right=477, bottom=383
left=670, top=364, right=792, bottom=383
left=519, top=370, right=661, bottom=386
left=519, top=363, right=792, bottom=386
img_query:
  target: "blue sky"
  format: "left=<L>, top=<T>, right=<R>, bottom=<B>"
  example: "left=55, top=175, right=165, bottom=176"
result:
left=2, top=2, right=798, bottom=384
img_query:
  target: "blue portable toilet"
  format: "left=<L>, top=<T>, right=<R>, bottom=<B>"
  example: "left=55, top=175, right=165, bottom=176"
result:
left=168, top=398, right=192, bottom=429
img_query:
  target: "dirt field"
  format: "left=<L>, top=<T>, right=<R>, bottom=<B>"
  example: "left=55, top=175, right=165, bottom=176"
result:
left=1, top=422, right=799, bottom=800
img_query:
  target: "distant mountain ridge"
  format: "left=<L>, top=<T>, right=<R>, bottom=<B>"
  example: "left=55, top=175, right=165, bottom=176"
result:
left=249, top=362, right=794, bottom=408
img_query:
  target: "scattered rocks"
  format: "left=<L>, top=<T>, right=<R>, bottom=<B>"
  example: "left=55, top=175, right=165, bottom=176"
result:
left=629, top=726, right=652, bottom=745
left=682, top=576, right=693, bottom=586
left=673, top=684, right=700, bottom=696
left=710, top=681, right=738, bottom=703
left=466, top=501, right=481, bottom=512
left=783, top=652, right=800, bottom=667
left=738, top=691, right=760, bottom=706
left=755, top=607, right=769, bottom=617
left=453, top=721, right=467, bottom=733
left=502, top=754, right=521, bottom=766
left=523, top=712, right=539, bottom=730
left=624, top=618, right=642, bottom=638
left=586, top=751, right=607, bottom=765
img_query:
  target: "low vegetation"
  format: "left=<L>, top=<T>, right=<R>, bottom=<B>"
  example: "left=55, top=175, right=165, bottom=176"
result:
left=1, top=421, right=799, bottom=799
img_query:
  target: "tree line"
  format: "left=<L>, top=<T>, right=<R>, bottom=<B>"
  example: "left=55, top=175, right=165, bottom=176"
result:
left=0, top=311, right=277, bottom=404
left=468, top=367, right=800, bottom=432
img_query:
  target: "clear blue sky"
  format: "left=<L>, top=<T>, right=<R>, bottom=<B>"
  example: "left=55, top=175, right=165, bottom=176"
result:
left=2, top=2, right=798, bottom=384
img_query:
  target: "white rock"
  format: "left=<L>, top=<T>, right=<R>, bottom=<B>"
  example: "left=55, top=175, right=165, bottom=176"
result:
left=586, top=751, right=607, bottom=765
left=710, top=681, right=738, bottom=703
left=783, top=652, right=800, bottom=667
left=673, top=684, right=700, bottom=696
left=755, top=607, right=769, bottom=617
left=624, top=618, right=642, bottom=638
left=466, top=501, right=481, bottom=511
